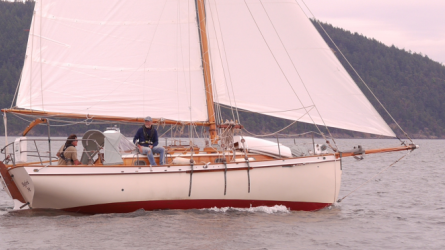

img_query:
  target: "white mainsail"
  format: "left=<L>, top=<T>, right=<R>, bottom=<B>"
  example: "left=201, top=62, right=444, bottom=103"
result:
left=14, top=0, right=395, bottom=137
left=206, top=0, right=395, bottom=137
left=16, top=0, right=208, bottom=122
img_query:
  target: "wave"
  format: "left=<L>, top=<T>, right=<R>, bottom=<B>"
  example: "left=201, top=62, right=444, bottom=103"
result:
left=203, top=205, right=290, bottom=214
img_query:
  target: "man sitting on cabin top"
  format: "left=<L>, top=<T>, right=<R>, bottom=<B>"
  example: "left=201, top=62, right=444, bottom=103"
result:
left=56, top=134, right=81, bottom=165
left=133, top=116, right=165, bottom=165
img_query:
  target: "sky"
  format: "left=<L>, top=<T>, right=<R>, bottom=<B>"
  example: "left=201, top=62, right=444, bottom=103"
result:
left=298, top=0, right=445, bottom=64
left=7, top=0, right=443, bottom=63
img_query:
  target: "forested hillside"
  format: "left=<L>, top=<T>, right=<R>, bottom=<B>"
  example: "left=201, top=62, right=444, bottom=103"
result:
left=312, top=21, right=445, bottom=139
left=0, top=1, right=34, bottom=133
left=1, top=1, right=444, bottom=138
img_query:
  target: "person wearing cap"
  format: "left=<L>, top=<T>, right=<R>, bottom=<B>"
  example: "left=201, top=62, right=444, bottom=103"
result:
left=133, top=116, right=165, bottom=165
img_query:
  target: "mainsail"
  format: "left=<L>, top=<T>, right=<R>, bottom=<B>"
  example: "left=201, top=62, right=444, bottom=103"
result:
left=13, top=0, right=395, bottom=137
left=16, top=0, right=208, bottom=122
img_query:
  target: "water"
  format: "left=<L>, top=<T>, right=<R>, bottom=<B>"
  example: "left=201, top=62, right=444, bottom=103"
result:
left=1, top=137, right=444, bottom=249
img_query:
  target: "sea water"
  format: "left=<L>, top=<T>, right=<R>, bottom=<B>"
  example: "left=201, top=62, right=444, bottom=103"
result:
left=0, top=137, right=444, bottom=249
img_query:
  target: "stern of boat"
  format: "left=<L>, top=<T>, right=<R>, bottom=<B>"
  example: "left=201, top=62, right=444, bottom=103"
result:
left=1, top=162, right=34, bottom=208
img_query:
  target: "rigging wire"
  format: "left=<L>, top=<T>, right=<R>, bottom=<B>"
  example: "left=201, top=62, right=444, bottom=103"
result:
left=29, top=5, right=37, bottom=110
left=12, top=1, right=174, bottom=122
left=172, top=0, right=182, bottom=146
left=259, top=0, right=339, bottom=148
left=188, top=0, right=196, bottom=193
left=39, top=0, right=44, bottom=110
left=207, top=0, right=241, bottom=123
left=299, top=0, right=413, bottom=144
left=2, top=112, right=9, bottom=155
left=219, top=104, right=316, bottom=115
left=275, top=131, right=324, bottom=138
left=10, top=62, right=24, bottom=109
left=201, top=0, right=225, bottom=134
left=337, top=150, right=413, bottom=203
left=10, top=2, right=35, bottom=109
left=199, top=0, right=225, bottom=156
left=190, top=0, right=200, bottom=159
left=242, top=0, right=332, bottom=145
left=256, top=0, right=338, bottom=148
left=203, top=3, right=224, bottom=129
left=9, top=112, right=138, bottom=128
left=241, top=106, right=316, bottom=137
left=242, top=121, right=298, bottom=138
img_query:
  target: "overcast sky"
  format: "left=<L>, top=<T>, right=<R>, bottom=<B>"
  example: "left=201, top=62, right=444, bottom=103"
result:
left=298, top=0, right=445, bottom=64
left=10, top=0, right=443, bottom=63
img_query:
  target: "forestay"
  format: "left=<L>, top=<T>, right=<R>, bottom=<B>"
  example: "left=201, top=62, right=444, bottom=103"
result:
left=206, top=0, right=395, bottom=137
left=16, top=0, right=208, bottom=122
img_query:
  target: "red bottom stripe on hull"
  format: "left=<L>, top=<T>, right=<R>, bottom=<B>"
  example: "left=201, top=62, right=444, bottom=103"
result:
left=63, top=199, right=332, bottom=214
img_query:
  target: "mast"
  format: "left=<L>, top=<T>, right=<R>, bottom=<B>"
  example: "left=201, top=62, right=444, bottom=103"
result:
left=196, top=0, right=218, bottom=144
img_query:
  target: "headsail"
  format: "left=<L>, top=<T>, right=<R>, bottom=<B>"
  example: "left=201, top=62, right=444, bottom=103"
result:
left=13, top=0, right=395, bottom=137
left=16, top=0, right=208, bottom=122
left=206, top=0, right=395, bottom=137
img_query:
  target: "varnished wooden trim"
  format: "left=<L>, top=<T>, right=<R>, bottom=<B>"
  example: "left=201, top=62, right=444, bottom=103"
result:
left=22, top=118, right=47, bottom=136
left=336, top=145, right=417, bottom=158
left=196, top=0, right=218, bottom=144
left=1, top=108, right=212, bottom=126
left=0, top=162, right=26, bottom=203
left=13, top=160, right=57, bottom=167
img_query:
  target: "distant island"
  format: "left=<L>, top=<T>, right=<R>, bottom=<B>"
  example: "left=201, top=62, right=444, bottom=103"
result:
left=1, top=1, right=444, bottom=139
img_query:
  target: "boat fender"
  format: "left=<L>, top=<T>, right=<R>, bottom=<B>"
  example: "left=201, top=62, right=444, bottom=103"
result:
left=172, top=157, right=190, bottom=165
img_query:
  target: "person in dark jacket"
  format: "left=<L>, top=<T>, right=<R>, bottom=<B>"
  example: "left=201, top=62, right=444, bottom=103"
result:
left=133, top=116, right=165, bottom=165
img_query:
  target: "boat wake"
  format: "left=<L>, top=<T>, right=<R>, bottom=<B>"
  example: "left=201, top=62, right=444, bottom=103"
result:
left=203, top=205, right=290, bottom=214
left=0, top=206, right=12, bottom=216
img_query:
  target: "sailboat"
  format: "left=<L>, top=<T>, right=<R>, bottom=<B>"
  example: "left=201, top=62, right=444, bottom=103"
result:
left=0, top=0, right=417, bottom=214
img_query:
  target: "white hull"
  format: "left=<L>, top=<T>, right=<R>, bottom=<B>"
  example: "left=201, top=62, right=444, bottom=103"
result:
left=7, top=155, right=342, bottom=213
